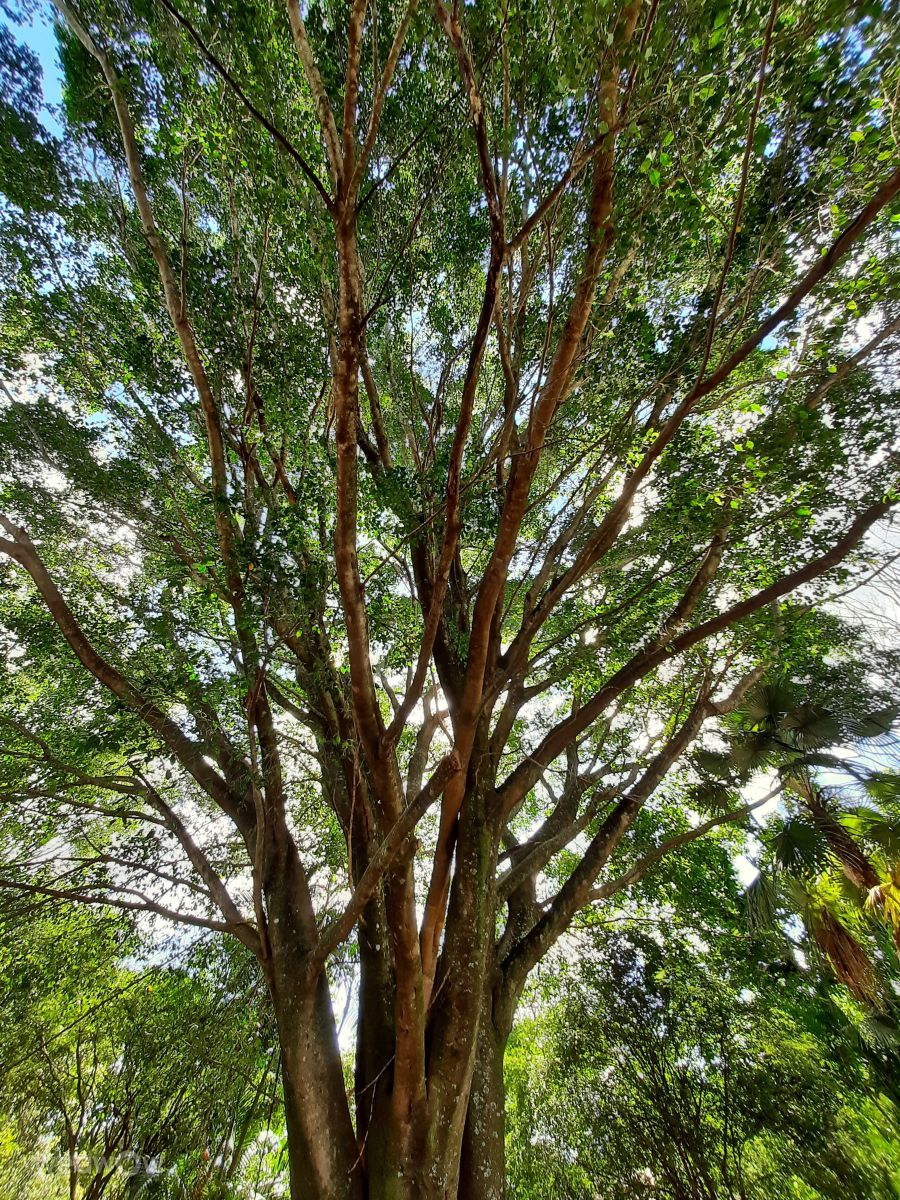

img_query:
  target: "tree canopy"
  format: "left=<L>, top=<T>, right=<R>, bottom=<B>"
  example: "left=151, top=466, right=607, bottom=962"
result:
left=0, top=0, right=899, bottom=1197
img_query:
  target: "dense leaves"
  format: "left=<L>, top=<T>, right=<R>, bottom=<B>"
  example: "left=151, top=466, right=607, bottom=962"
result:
left=0, top=0, right=899, bottom=1196
left=508, top=916, right=900, bottom=1199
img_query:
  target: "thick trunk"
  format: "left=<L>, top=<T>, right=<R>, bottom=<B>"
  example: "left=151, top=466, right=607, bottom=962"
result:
left=353, top=899, right=397, bottom=1188
left=264, top=841, right=363, bottom=1200
left=270, top=945, right=511, bottom=1200
left=264, top=763, right=510, bottom=1200
left=459, top=1004, right=508, bottom=1200
left=422, top=772, right=502, bottom=1199
left=274, top=972, right=364, bottom=1200
left=271, top=931, right=475, bottom=1200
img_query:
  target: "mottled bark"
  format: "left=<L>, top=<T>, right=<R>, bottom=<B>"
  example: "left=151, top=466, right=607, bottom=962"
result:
left=459, top=1000, right=509, bottom=1200
left=273, top=976, right=364, bottom=1200
left=265, top=851, right=363, bottom=1200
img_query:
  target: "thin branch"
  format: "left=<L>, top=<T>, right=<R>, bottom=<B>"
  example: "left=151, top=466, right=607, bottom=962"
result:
left=353, top=0, right=420, bottom=193
left=0, top=517, right=250, bottom=832
left=695, top=0, right=779, bottom=383
left=155, top=0, right=334, bottom=211
left=141, top=778, right=262, bottom=956
left=0, top=878, right=236, bottom=934
left=591, top=783, right=784, bottom=901
left=284, top=0, right=343, bottom=180
left=495, top=498, right=892, bottom=817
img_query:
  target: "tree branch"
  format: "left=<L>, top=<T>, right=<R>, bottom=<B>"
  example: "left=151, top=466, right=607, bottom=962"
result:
left=495, top=498, right=891, bottom=817
left=0, top=517, right=252, bottom=833
left=312, top=752, right=459, bottom=969
left=284, top=0, right=343, bottom=181
left=590, top=783, right=784, bottom=902
left=0, top=878, right=238, bottom=935
left=155, top=0, right=334, bottom=210
left=140, top=779, right=262, bottom=956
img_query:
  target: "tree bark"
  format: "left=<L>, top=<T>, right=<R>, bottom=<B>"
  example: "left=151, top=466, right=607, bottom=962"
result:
left=273, top=971, right=365, bottom=1200
left=264, top=841, right=364, bottom=1200
left=459, top=1000, right=509, bottom=1200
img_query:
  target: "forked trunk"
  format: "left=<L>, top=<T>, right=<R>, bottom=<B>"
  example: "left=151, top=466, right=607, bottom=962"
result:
left=267, top=771, right=506, bottom=1200
left=273, top=958, right=492, bottom=1200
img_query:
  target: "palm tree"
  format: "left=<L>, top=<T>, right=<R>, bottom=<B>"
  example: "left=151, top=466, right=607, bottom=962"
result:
left=694, top=681, right=900, bottom=1004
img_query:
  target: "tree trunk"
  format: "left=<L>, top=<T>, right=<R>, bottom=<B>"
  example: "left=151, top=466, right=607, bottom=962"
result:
left=353, top=898, right=399, bottom=1194
left=803, top=789, right=879, bottom=891
left=273, top=972, right=365, bottom=1200
left=264, top=843, right=365, bottom=1200
left=262, top=774, right=509, bottom=1200
left=420, top=773, right=504, bottom=1200
left=459, top=1008, right=508, bottom=1200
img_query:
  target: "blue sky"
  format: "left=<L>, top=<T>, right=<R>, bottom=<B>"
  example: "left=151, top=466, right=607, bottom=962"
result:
left=6, top=1, right=64, bottom=135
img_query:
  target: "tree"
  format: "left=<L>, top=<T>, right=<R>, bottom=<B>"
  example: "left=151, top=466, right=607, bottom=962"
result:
left=505, top=917, right=900, bottom=1200
left=693, top=677, right=900, bottom=1002
left=0, top=904, right=277, bottom=1200
left=0, top=0, right=899, bottom=1196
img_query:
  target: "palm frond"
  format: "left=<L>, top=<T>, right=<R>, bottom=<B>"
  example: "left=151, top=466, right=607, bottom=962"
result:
left=781, top=705, right=843, bottom=751
left=693, top=749, right=736, bottom=781
left=742, top=682, right=799, bottom=728
left=866, top=869, right=900, bottom=931
left=848, top=706, right=900, bottom=741
left=770, top=817, right=829, bottom=877
left=729, top=733, right=780, bottom=775
left=687, top=781, right=740, bottom=814
left=844, top=809, right=900, bottom=859
left=742, top=871, right=779, bottom=931
left=865, top=772, right=900, bottom=807
left=858, top=1015, right=900, bottom=1051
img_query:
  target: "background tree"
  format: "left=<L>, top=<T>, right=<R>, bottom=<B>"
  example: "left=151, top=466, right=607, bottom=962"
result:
left=1, top=0, right=899, bottom=1196
left=703, top=678, right=900, bottom=1004
left=0, top=905, right=278, bottom=1200
left=506, top=913, right=900, bottom=1200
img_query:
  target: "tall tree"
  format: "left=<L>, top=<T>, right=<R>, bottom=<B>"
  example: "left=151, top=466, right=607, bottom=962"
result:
left=695, top=677, right=900, bottom=1000
left=1, top=0, right=899, bottom=1196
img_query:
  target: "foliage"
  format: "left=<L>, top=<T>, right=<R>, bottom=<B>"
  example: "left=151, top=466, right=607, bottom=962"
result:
left=507, top=917, right=900, bottom=1200
left=0, top=904, right=278, bottom=1200
left=0, top=0, right=898, bottom=1195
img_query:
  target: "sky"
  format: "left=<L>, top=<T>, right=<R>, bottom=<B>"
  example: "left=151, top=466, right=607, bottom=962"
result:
left=7, top=1, right=64, bottom=136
